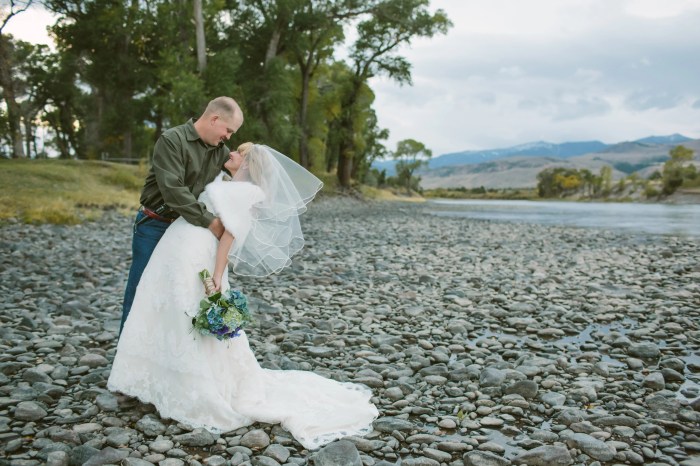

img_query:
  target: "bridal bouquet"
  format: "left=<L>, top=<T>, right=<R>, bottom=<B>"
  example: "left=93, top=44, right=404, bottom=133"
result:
left=191, top=270, right=252, bottom=340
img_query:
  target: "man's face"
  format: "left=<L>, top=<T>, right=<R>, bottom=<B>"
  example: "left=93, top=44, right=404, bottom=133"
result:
left=207, top=114, right=242, bottom=146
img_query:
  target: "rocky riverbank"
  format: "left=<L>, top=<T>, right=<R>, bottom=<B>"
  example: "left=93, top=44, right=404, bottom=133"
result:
left=1, top=199, right=699, bottom=466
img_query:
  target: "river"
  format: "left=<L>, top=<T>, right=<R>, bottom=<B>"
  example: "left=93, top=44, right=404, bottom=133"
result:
left=428, top=199, right=700, bottom=237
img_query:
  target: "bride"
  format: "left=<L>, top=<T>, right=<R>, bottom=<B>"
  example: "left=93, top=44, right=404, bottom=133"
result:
left=108, top=143, right=378, bottom=450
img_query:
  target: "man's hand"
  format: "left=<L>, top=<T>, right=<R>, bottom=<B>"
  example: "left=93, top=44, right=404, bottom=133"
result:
left=208, top=217, right=225, bottom=240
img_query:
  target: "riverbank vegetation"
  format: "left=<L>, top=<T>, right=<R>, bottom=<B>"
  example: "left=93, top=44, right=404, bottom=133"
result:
left=0, top=159, right=146, bottom=224
left=534, top=145, right=698, bottom=201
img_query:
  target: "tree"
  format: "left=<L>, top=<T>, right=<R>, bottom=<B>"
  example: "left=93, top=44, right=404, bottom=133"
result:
left=193, top=0, right=206, bottom=73
left=599, top=165, right=612, bottom=195
left=0, top=0, right=34, bottom=158
left=392, top=138, right=431, bottom=193
left=662, top=145, right=696, bottom=195
left=335, top=0, right=451, bottom=188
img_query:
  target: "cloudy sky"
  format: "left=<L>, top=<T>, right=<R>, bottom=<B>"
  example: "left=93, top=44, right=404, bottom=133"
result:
left=6, top=1, right=700, bottom=155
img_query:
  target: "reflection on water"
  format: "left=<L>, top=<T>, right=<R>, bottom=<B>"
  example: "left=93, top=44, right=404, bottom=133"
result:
left=429, top=199, right=700, bottom=236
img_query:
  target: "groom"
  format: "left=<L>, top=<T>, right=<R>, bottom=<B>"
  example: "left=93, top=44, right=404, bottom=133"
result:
left=120, top=96, right=244, bottom=335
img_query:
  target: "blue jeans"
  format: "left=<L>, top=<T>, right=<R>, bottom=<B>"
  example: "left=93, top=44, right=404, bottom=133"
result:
left=120, top=211, right=171, bottom=336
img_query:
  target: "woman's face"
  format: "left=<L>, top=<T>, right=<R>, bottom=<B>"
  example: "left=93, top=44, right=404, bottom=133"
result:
left=224, top=150, right=245, bottom=174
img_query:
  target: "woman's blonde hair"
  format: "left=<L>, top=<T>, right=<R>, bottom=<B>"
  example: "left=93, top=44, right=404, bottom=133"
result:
left=237, top=142, right=271, bottom=187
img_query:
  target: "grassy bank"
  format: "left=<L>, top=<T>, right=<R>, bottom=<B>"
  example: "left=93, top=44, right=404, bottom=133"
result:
left=0, top=159, right=352, bottom=225
left=0, top=159, right=146, bottom=224
left=424, top=187, right=538, bottom=200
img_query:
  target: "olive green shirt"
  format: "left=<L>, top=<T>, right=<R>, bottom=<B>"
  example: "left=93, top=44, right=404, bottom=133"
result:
left=140, top=119, right=229, bottom=228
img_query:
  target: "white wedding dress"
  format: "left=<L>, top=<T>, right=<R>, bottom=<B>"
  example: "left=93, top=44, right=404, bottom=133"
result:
left=108, top=177, right=378, bottom=450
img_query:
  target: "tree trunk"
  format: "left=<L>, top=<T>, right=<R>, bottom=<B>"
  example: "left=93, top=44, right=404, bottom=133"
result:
left=194, top=0, right=206, bottom=73
left=23, top=115, right=33, bottom=158
left=297, top=65, right=311, bottom=168
left=0, top=35, right=26, bottom=158
left=123, top=129, right=132, bottom=160
left=265, top=27, right=281, bottom=67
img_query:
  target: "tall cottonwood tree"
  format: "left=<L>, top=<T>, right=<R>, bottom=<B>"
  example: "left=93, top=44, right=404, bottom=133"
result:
left=0, top=0, right=34, bottom=158
left=335, top=0, right=451, bottom=188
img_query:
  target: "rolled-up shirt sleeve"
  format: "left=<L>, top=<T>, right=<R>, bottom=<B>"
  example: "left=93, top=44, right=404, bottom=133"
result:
left=152, top=134, right=215, bottom=228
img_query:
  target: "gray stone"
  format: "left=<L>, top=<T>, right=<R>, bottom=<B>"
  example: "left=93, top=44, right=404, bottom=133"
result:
left=643, top=372, right=666, bottom=390
left=504, top=380, right=538, bottom=399
left=313, top=440, right=362, bottom=466
left=172, top=428, right=216, bottom=447
left=463, top=450, right=511, bottom=466
left=628, top=343, right=660, bottom=359
left=46, top=451, right=70, bottom=466
left=83, top=447, right=129, bottom=466
left=203, top=455, right=228, bottom=466
left=14, top=401, right=47, bottom=421
left=373, top=417, right=415, bottom=433
left=402, top=457, right=440, bottom=466
left=540, top=392, right=566, bottom=406
left=252, top=457, right=280, bottom=466
left=69, top=445, right=100, bottom=466
left=647, top=394, right=680, bottom=420
left=307, top=347, right=336, bottom=358
left=240, top=429, right=270, bottom=450
left=135, top=415, right=167, bottom=436
left=96, top=393, right=119, bottom=411
left=106, top=431, right=131, bottom=447
left=512, top=445, right=573, bottom=465
left=149, top=439, right=174, bottom=453
left=79, top=354, right=109, bottom=367
left=158, top=459, right=184, bottom=466
left=384, top=387, right=404, bottom=401
left=23, top=368, right=52, bottom=384
left=565, top=433, right=615, bottom=461
left=422, top=447, right=452, bottom=462
left=264, top=444, right=290, bottom=463
left=661, top=368, right=684, bottom=383
left=121, top=459, right=154, bottom=466
left=479, top=368, right=506, bottom=388
left=344, top=436, right=384, bottom=453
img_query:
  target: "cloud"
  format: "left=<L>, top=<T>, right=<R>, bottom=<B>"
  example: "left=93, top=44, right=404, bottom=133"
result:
left=369, top=0, right=700, bottom=154
left=625, top=91, right=684, bottom=111
left=553, top=96, right=612, bottom=121
left=693, top=99, right=700, bottom=109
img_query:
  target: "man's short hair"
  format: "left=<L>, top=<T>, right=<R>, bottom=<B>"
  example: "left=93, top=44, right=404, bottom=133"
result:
left=205, top=97, right=242, bottom=121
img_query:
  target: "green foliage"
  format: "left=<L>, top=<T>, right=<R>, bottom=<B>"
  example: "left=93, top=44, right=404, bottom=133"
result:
left=1, top=0, right=451, bottom=190
left=0, top=159, right=144, bottom=224
left=391, top=138, right=432, bottom=193
left=662, top=145, right=696, bottom=195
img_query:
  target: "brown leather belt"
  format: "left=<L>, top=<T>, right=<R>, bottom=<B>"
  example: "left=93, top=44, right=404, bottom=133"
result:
left=139, top=206, right=177, bottom=223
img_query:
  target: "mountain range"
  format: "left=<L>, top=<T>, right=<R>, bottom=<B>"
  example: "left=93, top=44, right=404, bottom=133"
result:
left=372, top=134, right=699, bottom=189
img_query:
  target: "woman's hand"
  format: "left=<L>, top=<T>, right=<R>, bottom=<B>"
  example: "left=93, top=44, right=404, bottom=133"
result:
left=213, top=273, right=223, bottom=293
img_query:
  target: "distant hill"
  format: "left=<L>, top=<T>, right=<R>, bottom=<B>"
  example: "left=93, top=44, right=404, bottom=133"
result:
left=634, top=134, right=692, bottom=145
left=418, top=136, right=700, bottom=189
left=373, top=134, right=694, bottom=176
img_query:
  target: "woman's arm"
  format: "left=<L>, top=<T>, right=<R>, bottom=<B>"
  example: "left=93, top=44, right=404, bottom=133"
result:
left=213, top=230, right=235, bottom=292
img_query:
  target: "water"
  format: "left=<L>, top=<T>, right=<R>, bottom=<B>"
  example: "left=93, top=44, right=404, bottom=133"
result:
left=428, top=199, right=700, bottom=236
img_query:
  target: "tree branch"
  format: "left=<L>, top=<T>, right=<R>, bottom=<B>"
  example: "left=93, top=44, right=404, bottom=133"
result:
left=1, top=0, right=34, bottom=35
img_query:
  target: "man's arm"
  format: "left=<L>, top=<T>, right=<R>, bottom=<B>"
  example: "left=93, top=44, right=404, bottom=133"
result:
left=152, top=133, right=216, bottom=230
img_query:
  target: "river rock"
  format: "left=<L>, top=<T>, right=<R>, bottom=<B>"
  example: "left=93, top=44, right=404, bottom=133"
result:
left=313, top=440, right=361, bottom=466
left=14, top=401, right=47, bottom=421
left=628, top=343, right=660, bottom=359
left=565, top=433, right=615, bottom=461
left=463, top=450, right=511, bottom=466
left=512, top=445, right=573, bottom=465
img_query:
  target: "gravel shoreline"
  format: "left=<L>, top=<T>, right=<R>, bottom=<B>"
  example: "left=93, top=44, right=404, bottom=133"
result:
left=1, top=198, right=699, bottom=466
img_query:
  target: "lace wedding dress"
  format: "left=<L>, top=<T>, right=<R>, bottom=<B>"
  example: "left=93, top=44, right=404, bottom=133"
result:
left=108, top=177, right=378, bottom=450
